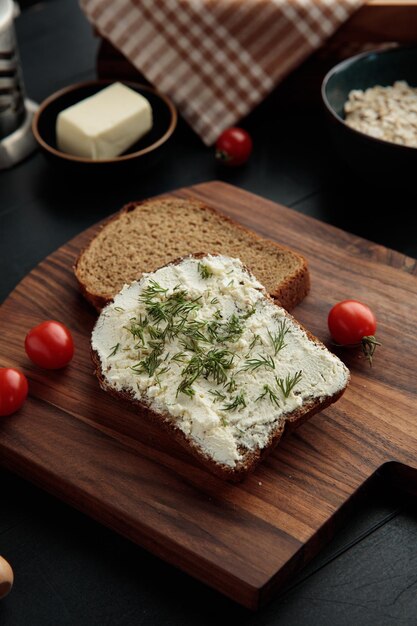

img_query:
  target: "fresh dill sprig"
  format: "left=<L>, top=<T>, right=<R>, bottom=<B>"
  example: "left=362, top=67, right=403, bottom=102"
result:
left=142, top=351, right=161, bottom=376
left=176, top=381, right=195, bottom=398
left=177, top=349, right=234, bottom=397
left=207, top=313, right=243, bottom=344
left=161, top=317, right=187, bottom=341
left=249, top=333, right=261, bottom=351
left=223, top=392, right=246, bottom=412
left=107, top=343, right=120, bottom=358
left=171, top=351, right=188, bottom=363
left=147, top=325, right=163, bottom=340
left=131, top=347, right=163, bottom=377
left=275, top=371, right=303, bottom=398
left=180, top=335, right=202, bottom=353
left=147, top=339, right=164, bottom=352
left=241, top=354, right=275, bottom=372
left=140, top=279, right=168, bottom=303
left=181, top=320, right=209, bottom=344
left=203, top=349, right=234, bottom=384
left=125, top=315, right=148, bottom=347
left=255, top=371, right=303, bottom=405
left=240, top=306, right=256, bottom=320
left=178, top=355, right=203, bottom=390
left=154, top=366, right=170, bottom=387
left=141, top=283, right=202, bottom=325
left=209, top=389, right=226, bottom=403
left=198, top=263, right=213, bottom=279
left=268, top=320, right=289, bottom=356
left=255, top=384, right=280, bottom=407
left=224, top=377, right=237, bottom=393
left=176, top=353, right=204, bottom=397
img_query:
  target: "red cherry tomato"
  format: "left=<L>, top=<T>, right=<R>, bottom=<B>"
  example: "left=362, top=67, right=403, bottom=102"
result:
left=328, top=300, right=380, bottom=365
left=328, top=300, right=376, bottom=345
left=215, top=127, right=253, bottom=166
left=0, top=368, right=28, bottom=416
left=25, top=321, right=74, bottom=369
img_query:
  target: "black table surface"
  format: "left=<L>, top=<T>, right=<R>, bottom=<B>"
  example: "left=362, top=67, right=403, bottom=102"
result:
left=1, top=2, right=417, bottom=624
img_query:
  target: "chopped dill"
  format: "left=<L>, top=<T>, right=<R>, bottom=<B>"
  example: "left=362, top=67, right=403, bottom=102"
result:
left=241, top=354, right=275, bottom=372
left=249, top=334, right=261, bottom=351
left=207, top=313, right=243, bottom=344
left=198, top=263, right=213, bottom=279
left=154, top=366, right=170, bottom=387
left=223, top=392, right=246, bottom=412
left=268, top=320, right=289, bottom=356
left=276, top=371, right=303, bottom=398
left=139, top=279, right=168, bottom=302
left=107, top=343, right=120, bottom=358
left=171, top=351, right=188, bottom=363
left=131, top=348, right=162, bottom=377
left=177, top=381, right=195, bottom=398
left=241, top=306, right=256, bottom=320
left=180, top=335, right=202, bottom=353
left=224, top=377, right=237, bottom=393
left=209, top=389, right=226, bottom=403
left=176, top=349, right=234, bottom=397
left=125, top=315, right=148, bottom=347
left=255, top=384, right=280, bottom=407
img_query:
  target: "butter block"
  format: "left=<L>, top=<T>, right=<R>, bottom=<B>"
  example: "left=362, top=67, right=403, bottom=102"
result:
left=56, top=82, right=153, bottom=160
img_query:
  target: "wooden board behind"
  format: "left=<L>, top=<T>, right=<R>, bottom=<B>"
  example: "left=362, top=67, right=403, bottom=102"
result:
left=1, top=181, right=417, bottom=610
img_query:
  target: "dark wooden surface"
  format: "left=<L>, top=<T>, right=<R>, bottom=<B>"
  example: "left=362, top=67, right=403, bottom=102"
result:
left=1, top=180, right=417, bottom=611
left=1, top=0, right=417, bottom=623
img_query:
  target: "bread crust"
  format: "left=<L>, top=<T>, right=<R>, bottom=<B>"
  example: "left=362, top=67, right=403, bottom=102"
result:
left=74, top=197, right=310, bottom=312
left=91, top=254, right=349, bottom=482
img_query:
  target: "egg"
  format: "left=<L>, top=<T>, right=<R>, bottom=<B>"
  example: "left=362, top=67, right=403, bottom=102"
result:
left=0, top=556, right=14, bottom=599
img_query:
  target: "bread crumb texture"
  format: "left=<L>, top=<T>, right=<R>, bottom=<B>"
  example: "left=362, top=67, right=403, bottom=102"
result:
left=75, top=198, right=309, bottom=311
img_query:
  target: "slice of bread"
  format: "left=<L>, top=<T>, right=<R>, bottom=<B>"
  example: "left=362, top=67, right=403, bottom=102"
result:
left=75, top=197, right=309, bottom=311
left=91, top=254, right=349, bottom=481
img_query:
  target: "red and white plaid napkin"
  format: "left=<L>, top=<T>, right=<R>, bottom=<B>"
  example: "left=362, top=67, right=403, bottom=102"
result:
left=80, top=0, right=363, bottom=145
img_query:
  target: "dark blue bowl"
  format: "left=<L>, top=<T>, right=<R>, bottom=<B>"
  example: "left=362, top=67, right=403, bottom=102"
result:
left=322, top=46, right=417, bottom=185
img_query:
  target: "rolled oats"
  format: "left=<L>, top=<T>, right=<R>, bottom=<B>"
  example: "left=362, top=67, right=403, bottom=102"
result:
left=344, top=81, right=417, bottom=148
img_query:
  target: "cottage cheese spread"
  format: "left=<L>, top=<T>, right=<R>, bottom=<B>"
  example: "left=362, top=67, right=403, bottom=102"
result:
left=92, top=255, right=349, bottom=468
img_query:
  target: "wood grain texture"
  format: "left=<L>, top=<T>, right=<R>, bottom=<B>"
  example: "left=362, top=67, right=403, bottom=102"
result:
left=334, top=1, right=417, bottom=44
left=0, top=181, right=416, bottom=610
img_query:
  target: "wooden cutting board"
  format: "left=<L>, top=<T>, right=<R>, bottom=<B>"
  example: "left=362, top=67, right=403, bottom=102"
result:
left=1, top=181, right=417, bottom=610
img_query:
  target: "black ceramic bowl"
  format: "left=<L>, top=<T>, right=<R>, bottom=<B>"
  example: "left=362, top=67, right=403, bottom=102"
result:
left=32, top=80, right=177, bottom=173
left=322, top=46, right=417, bottom=184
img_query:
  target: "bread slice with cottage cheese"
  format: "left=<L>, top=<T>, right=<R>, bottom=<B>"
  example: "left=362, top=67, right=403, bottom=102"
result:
left=91, top=254, right=349, bottom=481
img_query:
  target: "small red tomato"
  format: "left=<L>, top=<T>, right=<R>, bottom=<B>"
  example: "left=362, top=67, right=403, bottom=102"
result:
left=328, top=300, right=380, bottom=365
left=25, top=321, right=74, bottom=369
left=215, top=127, right=253, bottom=166
left=0, top=368, right=28, bottom=416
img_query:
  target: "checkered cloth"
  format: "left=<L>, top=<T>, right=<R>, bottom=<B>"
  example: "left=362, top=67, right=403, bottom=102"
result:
left=80, top=0, right=363, bottom=145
